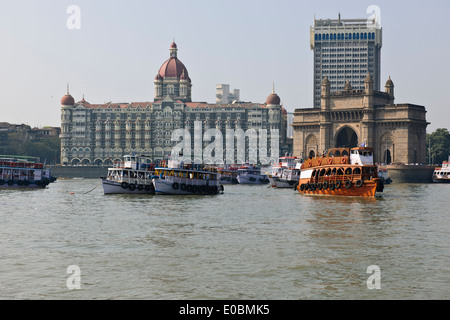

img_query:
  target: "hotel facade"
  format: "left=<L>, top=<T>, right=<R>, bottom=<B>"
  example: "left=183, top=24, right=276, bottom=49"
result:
left=60, top=42, right=288, bottom=166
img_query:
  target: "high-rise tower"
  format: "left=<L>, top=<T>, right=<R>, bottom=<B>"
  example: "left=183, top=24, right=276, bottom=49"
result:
left=310, top=14, right=382, bottom=108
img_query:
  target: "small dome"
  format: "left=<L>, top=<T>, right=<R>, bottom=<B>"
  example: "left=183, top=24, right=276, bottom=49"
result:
left=266, top=92, right=281, bottom=105
left=170, top=41, right=177, bottom=49
left=61, top=94, right=75, bottom=106
left=385, top=76, right=394, bottom=87
left=322, top=76, right=330, bottom=86
left=365, top=73, right=373, bottom=83
left=155, top=73, right=163, bottom=81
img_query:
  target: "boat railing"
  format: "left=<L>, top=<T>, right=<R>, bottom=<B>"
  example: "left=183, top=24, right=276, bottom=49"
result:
left=162, top=175, right=218, bottom=186
left=108, top=176, right=153, bottom=185
left=0, top=161, right=44, bottom=169
left=310, top=173, right=377, bottom=184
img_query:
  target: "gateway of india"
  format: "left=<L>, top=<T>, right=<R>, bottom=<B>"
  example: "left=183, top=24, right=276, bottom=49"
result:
left=59, top=42, right=289, bottom=166
left=292, top=14, right=429, bottom=164
left=292, top=75, right=428, bottom=164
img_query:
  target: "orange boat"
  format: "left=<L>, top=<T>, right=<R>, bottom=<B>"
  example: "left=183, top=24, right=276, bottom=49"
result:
left=295, top=146, right=384, bottom=197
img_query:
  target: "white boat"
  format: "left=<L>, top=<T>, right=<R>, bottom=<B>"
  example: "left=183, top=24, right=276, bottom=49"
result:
left=268, top=156, right=300, bottom=186
left=432, top=157, right=450, bottom=183
left=0, top=155, right=55, bottom=188
left=152, top=165, right=224, bottom=195
left=236, top=165, right=269, bottom=184
left=102, top=154, right=156, bottom=194
left=272, top=168, right=300, bottom=188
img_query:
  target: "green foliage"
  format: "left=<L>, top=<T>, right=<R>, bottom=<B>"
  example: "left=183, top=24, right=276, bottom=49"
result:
left=426, top=128, right=450, bottom=164
left=0, top=135, right=60, bottom=164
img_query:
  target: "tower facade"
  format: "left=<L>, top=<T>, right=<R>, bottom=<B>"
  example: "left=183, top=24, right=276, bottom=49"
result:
left=311, top=14, right=382, bottom=108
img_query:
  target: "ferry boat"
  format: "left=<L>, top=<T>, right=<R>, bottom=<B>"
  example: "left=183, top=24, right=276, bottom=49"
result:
left=0, top=155, right=55, bottom=188
left=236, top=165, right=269, bottom=184
left=296, top=146, right=384, bottom=197
left=272, top=168, right=301, bottom=188
left=217, top=166, right=239, bottom=184
left=152, top=160, right=224, bottom=195
left=101, top=154, right=156, bottom=194
left=268, top=155, right=299, bottom=186
left=432, top=157, right=450, bottom=183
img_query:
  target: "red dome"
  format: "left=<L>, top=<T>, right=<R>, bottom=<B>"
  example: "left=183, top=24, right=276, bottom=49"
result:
left=158, top=57, right=189, bottom=79
left=170, top=41, right=177, bottom=49
left=266, top=93, right=280, bottom=105
left=61, top=94, right=75, bottom=105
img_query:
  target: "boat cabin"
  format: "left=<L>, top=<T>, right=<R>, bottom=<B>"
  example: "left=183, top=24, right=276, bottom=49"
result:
left=349, top=147, right=374, bottom=166
left=117, top=155, right=154, bottom=171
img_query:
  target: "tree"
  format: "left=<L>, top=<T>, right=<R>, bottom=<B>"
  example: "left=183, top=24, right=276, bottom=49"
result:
left=426, top=128, right=450, bottom=164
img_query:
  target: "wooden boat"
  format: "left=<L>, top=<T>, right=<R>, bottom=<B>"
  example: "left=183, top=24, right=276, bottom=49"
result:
left=295, top=146, right=384, bottom=197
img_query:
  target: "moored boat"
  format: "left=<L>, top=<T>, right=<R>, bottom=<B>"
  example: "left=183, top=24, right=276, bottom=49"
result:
left=272, top=168, right=300, bottom=188
left=217, top=166, right=239, bottom=184
left=0, top=155, right=55, bottom=189
left=152, top=159, right=224, bottom=195
left=295, top=146, right=384, bottom=197
left=268, top=155, right=299, bottom=186
left=236, top=165, right=269, bottom=184
left=432, top=157, right=450, bottom=183
left=102, top=154, right=156, bottom=194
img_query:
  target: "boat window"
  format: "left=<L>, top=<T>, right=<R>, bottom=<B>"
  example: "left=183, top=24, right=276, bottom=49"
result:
left=328, top=150, right=334, bottom=157
left=334, top=150, right=341, bottom=157
left=345, top=168, right=352, bottom=175
left=337, top=168, right=344, bottom=175
left=320, top=169, right=326, bottom=176
left=342, top=150, right=348, bottom=156
left=325, top=168, right=331, bottom=176
left=353, top=168, right=361, bottom=175
left=331, top=168, right=337, bottom=175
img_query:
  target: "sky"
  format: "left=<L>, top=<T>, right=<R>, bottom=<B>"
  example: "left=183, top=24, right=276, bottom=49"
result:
left=0, top=0, right=449, bottom=132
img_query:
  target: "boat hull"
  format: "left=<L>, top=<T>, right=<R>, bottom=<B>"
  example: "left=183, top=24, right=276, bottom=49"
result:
left=152, top=178, right=223, bottom=195
left=296, top=179, right=381, bottom=197
left=218, top=176, right=238, bottom=184
left=273, top=178, right=298, bottom=188
left=0, top=180, right=51, bottom=188
left=102, top=179, right=155, bottom=194
left=432, top=178, right=450, bottom=183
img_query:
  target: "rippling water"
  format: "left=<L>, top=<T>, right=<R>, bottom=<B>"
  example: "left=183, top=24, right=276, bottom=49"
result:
left=0, top=179, right=449, bottom=299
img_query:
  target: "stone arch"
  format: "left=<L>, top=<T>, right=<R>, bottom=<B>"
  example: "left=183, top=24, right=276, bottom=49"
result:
left=380, top=132, right=394, bottom=164
left=71, top=158, right=81, bottom=166
left=81, top=158, right=91, bottom=165
left=305, top=133, right=318, bottom=158
left=335, top=126, right=358, bottom=148
left=93, top=158, right=103, bottom=166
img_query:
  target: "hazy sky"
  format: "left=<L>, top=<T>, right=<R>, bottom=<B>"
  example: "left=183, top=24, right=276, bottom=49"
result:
left=1, top=0, right=449, bottom=132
